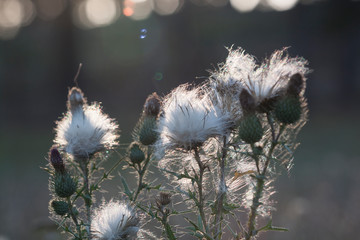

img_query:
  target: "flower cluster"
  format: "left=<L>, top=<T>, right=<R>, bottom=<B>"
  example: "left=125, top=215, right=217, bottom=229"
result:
left=45, top=47, right=309, bottom=240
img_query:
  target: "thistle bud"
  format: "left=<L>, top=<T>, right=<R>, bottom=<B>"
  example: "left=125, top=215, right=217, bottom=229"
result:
left=50, top=148, right=65, bottom=174
left=54, top=173, right=77, bottom=198
left=238, top=114, right=263, bottom=144
left=287, top=73, right=304, bottom=96
left=156, top=192, right=171, bottom=207
left=274, top=96, right=302, bottom=124
left=68, top=87, right=86, bottom=114
left=144, top=92, right=161, bottom=117
left=129, top=143, right=145, bottom=164
left=139, top=116, right=158, bottom=146
left=239, top=89, right=256, bottom=113
left=51, top=200, right=69, bottom=216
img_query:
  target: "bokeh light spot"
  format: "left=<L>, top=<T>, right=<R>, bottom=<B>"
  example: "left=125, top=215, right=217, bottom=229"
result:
left=230, top=0, right=260, bottom=12
left=125, top=0, right=153, bottom=21
left=267, top=0, right=298, bottom=11
left=154, top=72, right=163, bottom=81
left=140, top=28, right=147, bottom=39
left=84, top=0, right=120, bottom=27
left=153, top=0, right=182, bottom=16
left=123, top=7, right=134, bottom=16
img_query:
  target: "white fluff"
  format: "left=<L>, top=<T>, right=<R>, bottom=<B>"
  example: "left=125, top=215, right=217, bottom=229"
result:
left=212, top=47, right=308, bottom=108
left=54, top=90, right=118, bottom=158
left=155, top=84, right=231, bottom=156
left=246, top=49, right=308, bottom=103
left=91, top=201, right=139, bottom=240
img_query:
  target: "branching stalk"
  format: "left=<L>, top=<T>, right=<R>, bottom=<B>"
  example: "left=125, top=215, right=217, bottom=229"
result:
left=194, top=148, right=209, bottom=234
left=213, top=136, right=227, bottom=239
left=66, top=197, right=82, bottom=239
left=245, top=113, right=286, bottom=240
left=133, top=147, right=152, bottom=202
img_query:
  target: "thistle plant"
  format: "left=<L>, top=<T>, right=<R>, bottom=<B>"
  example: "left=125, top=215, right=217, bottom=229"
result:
left=44, top=47, right=309, bottom=240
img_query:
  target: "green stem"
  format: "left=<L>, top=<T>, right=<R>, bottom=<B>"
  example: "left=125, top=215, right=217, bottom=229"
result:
left=245, top=113, right=286, bottom=240
left=213, top=136, right=227, bottom=239
left=133, top=147, right=152, bottom=202
left=78, top=159, right=91, bottom=235
left=194, top=148, right=209, bottom=234
left=66, top=197, right=82, bottom=239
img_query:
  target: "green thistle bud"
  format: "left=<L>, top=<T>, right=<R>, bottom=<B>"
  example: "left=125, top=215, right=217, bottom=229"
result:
left=238, top=114, right=263, bottom=144
left=274, top=96, right=302, bottom=124
left=54, top=173, right=77, bottom=198
left=139, top=116, right=158, bottom=146
left=51, top=200, right=69, bottom=216
left=129, top=143, right=145, bottom=164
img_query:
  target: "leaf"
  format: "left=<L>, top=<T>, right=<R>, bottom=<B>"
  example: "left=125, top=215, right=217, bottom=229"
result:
left=257, top=219, right=288, bottom=233
left=120, top=176, right=133, bottom=199
left=164, top=223, right=177, bottom=240
left=233, top=170, right=256, bottom=181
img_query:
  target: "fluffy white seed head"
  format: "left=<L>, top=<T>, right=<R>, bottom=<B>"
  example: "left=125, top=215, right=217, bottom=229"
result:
left=155, top=84, right=231, bottom=157
left=54, top=87, right=119, bottom=159
left=211, top=47, right=308, bottom=111
left=91, top=201, right=139, bottom=240
left=242, top=48, right=308, bottom=103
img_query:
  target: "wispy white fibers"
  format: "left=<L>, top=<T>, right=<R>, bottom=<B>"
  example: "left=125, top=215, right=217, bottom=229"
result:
left=155, top=84, right=231, bottom=157
left=208, top=47, right=254, bottom=122
left=210, top=47, right=309, bottom=110
left=91, top=200, right=139, bottom=240
left=55, top=87, right=119, bottom=158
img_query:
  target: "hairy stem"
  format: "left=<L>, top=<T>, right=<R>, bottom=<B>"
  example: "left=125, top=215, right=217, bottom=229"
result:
left=133, top=147, right=152, bottom=202
left=213, top=136, right=227, bottom=239
left=66, top=197, right=82, bottom=239
left=245, top=175, right=265, bottom=240
left=194, top=148, right=209, bottom=234
left=78, top=159, right=91, bottom=234
left=245, top=113, right=286, bottom=240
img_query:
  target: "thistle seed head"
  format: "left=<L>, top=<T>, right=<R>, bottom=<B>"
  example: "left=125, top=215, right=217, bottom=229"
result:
left=91, top=200, right=140, bottom=240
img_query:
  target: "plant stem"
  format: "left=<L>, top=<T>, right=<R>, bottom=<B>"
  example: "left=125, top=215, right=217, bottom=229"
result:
left=245, top=175, right=265, bottom=240
left=78, top=159, right=91, bottom=234
left=194, top=148, right=209, bottom=234
left=213, top=136, right=227, bottom=239
left=245, top=113, right=286, bottom=240
left=133, top=147, right=152, bottom=202
left=66, top=197, right=82, bottom=239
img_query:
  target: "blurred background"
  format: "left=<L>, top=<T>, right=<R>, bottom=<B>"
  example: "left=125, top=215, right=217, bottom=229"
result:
left=0, top=0, right=359, bottom=239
